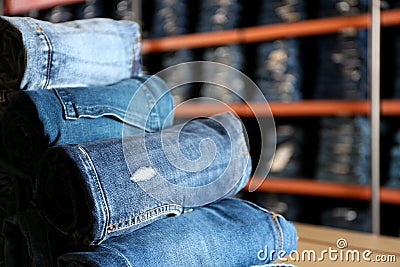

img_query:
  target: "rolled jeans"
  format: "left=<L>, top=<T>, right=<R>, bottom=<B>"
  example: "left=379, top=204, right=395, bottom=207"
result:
left=37, top=112, right=252, bottom=245
left=0, top=16, right=141, bottom=93
left=58, top=198, right=297, bottom=267
left=2, top=199, right=296, bottom=267
left=0, top=75, right=173, bottom=171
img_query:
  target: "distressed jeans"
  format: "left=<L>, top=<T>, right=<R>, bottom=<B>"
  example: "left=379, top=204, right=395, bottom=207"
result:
left=0, top=16, right=141, bottom=94
left=37, top=112, right=252, bottom=245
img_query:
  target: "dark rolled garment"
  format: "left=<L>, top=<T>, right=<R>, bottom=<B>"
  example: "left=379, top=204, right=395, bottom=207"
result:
left=3, top=210, right=77, bottom=267
left=37, top=113, right=251, bottom=245
left=0, top=19, right=25, bottom=92
left=0, top=16, right=141, bottom=94
left=0, top=76, right=173, bottom=171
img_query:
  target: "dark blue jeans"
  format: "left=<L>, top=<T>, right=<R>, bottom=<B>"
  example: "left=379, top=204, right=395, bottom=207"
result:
left=315, top=116, right=370, bottom=184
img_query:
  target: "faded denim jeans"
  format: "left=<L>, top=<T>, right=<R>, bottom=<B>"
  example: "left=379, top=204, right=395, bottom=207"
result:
left=3, top=199, right=297, bottom=267
left=0, top=16, right=141, bottom=94
left=57, top=198, right=297, bottom=267
left=0, top=75, right=173, bottom=172
left=37, top=112, right=252, bottom=245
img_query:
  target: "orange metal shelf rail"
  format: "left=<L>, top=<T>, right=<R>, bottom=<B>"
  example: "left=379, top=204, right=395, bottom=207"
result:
left=173, top=100, right=400, bottom=117
left=246, top=177, right=400, bottom=205
left=142, top=9, right=400, bottom=54
left=4, top=0, right=85, bottom=15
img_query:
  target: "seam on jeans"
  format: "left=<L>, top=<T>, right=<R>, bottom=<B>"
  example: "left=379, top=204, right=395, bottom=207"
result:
left=99, top=245, right=132, bottom=267
left=106, top=204, right=183, bottom=233
left=270, top=212, right=284, bottom=252
left=54, top=89, right=77, bottom=119
left=138, top=78, right=160, bottom=131
left=77, top=146, right=110, bottom=243
left=131, top=36, right=140, bottom=77
left=35, top=24, right=52, bottom=89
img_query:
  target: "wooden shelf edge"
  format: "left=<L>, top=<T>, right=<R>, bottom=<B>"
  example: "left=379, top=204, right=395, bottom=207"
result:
left=244, top=177, right=400, bottom=204
left=173, top=100, right=400, bottom=117
left=142, top=9, right=400, bottom=54
left=4, top=0, right=85, bottom=15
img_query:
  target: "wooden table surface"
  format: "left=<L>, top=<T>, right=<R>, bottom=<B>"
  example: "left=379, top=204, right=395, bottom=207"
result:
left=275, top=223, right=400, bottom=266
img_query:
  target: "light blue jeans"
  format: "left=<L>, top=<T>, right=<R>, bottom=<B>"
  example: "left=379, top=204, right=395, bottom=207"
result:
left=57, top=198, right=297, bottom=267
left=37, top=112, right=252, bottom=245
left=0, top=16, right=141, bottom=92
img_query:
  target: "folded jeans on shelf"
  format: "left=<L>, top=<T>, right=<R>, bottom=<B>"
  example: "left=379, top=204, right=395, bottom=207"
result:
left=197, top=0, right=241, bottom=32
left=0, top=76, right=173, bottom=171
left=57, top=198, right=297, bottom=267
left=37, top=112, right=252, bottom=245
left=0, top=16, right=141, bottom=93
left=200, top=45, right=245, bottom=102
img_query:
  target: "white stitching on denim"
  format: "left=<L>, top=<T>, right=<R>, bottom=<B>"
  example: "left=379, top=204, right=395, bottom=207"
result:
left=106, top=204, right=183, bottom=233
left=35, top=24, right=52, bottom=89
left=270, top=212, right=284, bottom=252
left=77, top=146, right=110, bottom=242
left=100, top=245, right=132, bottom=267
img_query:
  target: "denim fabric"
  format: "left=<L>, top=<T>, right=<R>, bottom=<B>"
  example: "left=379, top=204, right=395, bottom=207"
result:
left=315, top=116, right=370, bottom=184
left=387, top=129, right=400, bottom=188
left=320, top=206, right=371, bottom=232
left=314, top=0, right=368, bottom=99
left=196, top=0, right=244, bottom=102
left=152, top=0, right=189, bottom=38
left=200, top=45, right=245, bottom=102
left=197, top=0, right=241, bottom=32
left=317, top=0, right=368, bottom=17
left=111, top=0, right=137, bottom=21
left=268, top=125, right=304, bottom=178
left=254, top=39, right=302, bottom=102
left=151, top=0, right=195, bottom=103
left=0, top=76, right=173, bottom=171
left=0, top=16, right=141, bottom=93
left=57, top=198, right=297, bottom=267
left=2, top=210, right=77, bottom=267
left=37, top=112, right=251, bottom=245
left=75, top=0, right=109, bottom=19
left=253, top=0, right=305, bottom=102
left=159, top=50, right=195, bottom=104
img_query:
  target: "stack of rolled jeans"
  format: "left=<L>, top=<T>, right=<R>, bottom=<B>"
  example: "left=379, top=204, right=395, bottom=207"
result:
left=315, top=116, right=370, bottom=185
left=0, top=16, right=297, bottom=267
left=197, top=0, right=245, bottom=102
left=313, top=0, right=368, bottom=99
left=253, top=0, right=305, bottom=102
left=150, top=0, right=195, bottom=104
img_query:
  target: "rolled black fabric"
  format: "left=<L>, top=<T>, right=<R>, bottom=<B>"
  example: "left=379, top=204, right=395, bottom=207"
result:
left=0, top=20, right=25, bottom=91
left=3, top=210, right=77, bottom=267
left=0, top=93, right=46, bottom=171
